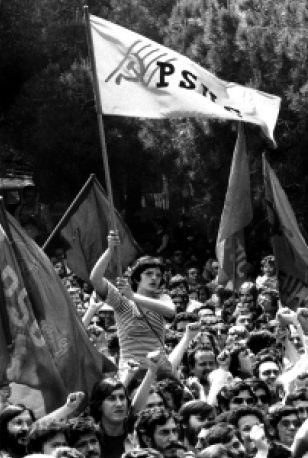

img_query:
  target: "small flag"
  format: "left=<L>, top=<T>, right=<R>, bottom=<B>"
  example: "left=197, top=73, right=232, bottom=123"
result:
left=43, top=174, right=141, bottom=282
left=216, top=125, right=253, bottom=290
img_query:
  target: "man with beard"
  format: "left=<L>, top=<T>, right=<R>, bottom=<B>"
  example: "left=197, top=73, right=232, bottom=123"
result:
left=204, top=423, right=246, bottom=458
left=0, top=404, right=35, bottom=458
left=178, top=400, right=215, bottom=451
left=135, top=407, right=186, bottom=458
left=26, top=420, right=68, bottom=454
left=187, top=346, right=217, bottom=396
left=68, top=416, right=102, bottom=458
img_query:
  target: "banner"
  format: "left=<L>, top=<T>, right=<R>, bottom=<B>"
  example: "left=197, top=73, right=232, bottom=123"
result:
left=89, top=14, right=281, bottom=143
left=263, top=156, right=308, bottom=308
left=216, top=125, right=252, bottom=290
left=44, top=174, right=140, bottom=282
left=0, top=208, right=114, bottom=412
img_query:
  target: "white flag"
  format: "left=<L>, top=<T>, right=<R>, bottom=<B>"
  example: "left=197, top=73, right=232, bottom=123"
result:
left=89, top=14, right=281, bottom=143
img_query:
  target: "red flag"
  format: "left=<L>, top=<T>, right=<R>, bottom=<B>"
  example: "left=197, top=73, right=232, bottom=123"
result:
left=263, top=156, right=308, bottom=308
left=216, top=124, right=253, bottom=290
left=43, top=174, right=141, bottom=282
left=0, top=207, right=113, bottom=412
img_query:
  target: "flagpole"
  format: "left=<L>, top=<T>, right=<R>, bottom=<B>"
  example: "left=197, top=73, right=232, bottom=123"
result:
left=83, top=5, right=122, bottom=276
left=42, top=174, right=95, bottom=251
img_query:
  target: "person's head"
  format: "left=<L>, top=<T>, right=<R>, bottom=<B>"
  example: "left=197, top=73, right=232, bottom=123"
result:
left=68, top=417, right=101, bottom=458
left=168, top=275, right=188, bottom=293
left=53, top=260, right=67, bottom=278
left=229, top=407, right=267, bottom=457
left=0, top=404, right=35, bottom=456
left=253, top=354, right=281, bottom=389
left=198, top=302, right=215, bottom=320
left=217, top=381, right=256, bottom=413
left=226, top=326, right=248, bottom=346
left=188, top=347, right=217, bottom=386
left=170, top=290, right=190, bottom=314
left=234, top=311, right=254, bottom=332
left=246, top=330, right=276, bottom=356
left=130, top=256, right=164, bottom=293
left=135, top=408, right=181, bottom=458
left=205, top=423, right=246, bottom=458
left=172, top=250, right=184, bottom=266
left=179, top=401, right=215, bottom=447
left=228, top=344, right=255, bottom=378
left=269, top=404, right=300, bottom=447
left=197, top=444, right=230, bottom=458
left=145, top=387, right=167, bottom=410
left=27, top=421, right=68, bottom=455
left=285, top=388, right=308, bottom=423
left=157, top=377, right=186, bottom=413
left=257, top=291, right=278, bottom=319
left=186, top=264, right=201, bottom=286
left=260, top=256, right=276, bottom=277
left=245, top=378, right=272, bottom=413
left=89, top=377, right=129, bottom=427
left=238, top=283, right=257, bottom=306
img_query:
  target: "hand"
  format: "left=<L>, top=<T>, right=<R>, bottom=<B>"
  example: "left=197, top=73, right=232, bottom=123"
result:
left=145, top=350, right=161, bottom=372
left=124, top=358, right=140, bottom=373
left=66, top=391, right=85, bottom=411
left=116, top=277, right=134, bottom=300
left=107, top=231, right=120, bottom=250
left=185, top=322, right=201, bottom=341
left=297, top=308, right=308, bottom=335
left=276, top=307, right=298, bottom=327
left=89, top=293, right=104, bottom=312
left=250, top=424, right=269, bottom=452
left=217, top=349, right=231, bottom=370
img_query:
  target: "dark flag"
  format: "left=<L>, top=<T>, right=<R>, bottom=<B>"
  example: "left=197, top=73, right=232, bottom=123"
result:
left=43, top=174, right=141, bottom=282
left=263, top=156, right=308, bottom=308
left=0, top=205, right=113, bottom=412
left=216, top=124, right=253, bottom=290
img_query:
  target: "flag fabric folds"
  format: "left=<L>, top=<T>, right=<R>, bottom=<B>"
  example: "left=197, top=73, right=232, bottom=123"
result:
left=44, top=174, right=140, bottom=283
left=0, top=207, right=111, bottom=413
left=89, top=14, right=281, bottom=144
left=263, top=156, right=308, bottom=308
left=216, top=125, right=253, bottom=290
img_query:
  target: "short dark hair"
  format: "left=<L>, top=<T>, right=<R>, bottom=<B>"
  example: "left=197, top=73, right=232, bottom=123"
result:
left=252, top=351, right=280, bottom=377
left=268, top=405, right=299, bottom=433
left=205, top=423, right=241, bottom=447
left=179, top=401, right=214, bottom=427
left=130, top=256, right=164, bottom=290
left=187, top=346, right=216, bottom=371
left=135, top=408, right=178, bottom=447
left=169, top=275, right=188, bottom=291
left=247, top=330, right=276, bottom=355
left=228, top=406, right=266, bottom=431
left=89, top=377, right=129, bottom=422
left=216, top=381, right=255, bottom=412
left=68, top=417, right=100, bottom=447
left=27, top=420, right=68, bottom=453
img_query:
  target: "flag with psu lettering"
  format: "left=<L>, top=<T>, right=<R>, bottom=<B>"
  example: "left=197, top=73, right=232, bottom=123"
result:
left=216, top=124, right=253, bottom=290
left=89, top=14, right=281, bottom=144
left=263, top=156, right=308, bottom=308
left=0, top=207, right=114, bottom=413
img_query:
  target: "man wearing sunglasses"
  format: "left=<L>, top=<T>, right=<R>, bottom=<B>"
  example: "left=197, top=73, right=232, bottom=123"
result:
left=269, top=405, right=300, bottom=449
left=217, top=381, right=256, bottom=413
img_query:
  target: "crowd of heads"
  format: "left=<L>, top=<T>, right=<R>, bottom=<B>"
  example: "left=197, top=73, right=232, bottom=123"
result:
left=3, top=224, right=308, bottom=458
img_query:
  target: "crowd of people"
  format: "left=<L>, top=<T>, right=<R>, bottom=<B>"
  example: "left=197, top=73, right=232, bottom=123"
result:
left=2, top=227, right=308, bottom=458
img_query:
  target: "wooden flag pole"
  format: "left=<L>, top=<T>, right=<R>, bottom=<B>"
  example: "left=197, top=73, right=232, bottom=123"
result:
left=84, top=5, right=122, bottom=276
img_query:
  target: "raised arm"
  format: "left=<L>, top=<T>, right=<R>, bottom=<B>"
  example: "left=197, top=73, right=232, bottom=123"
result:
left=90, top=231, right=120, bottom=297
left=37, top=392, right=85, bottom=424
left=168, top=322, right=200, bottom=373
